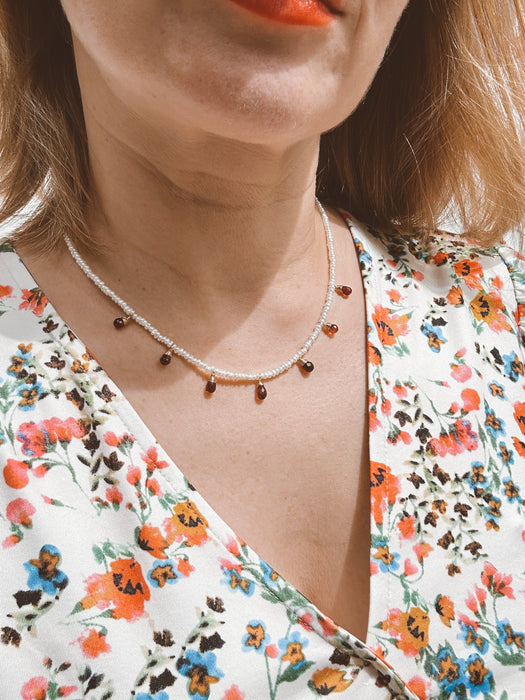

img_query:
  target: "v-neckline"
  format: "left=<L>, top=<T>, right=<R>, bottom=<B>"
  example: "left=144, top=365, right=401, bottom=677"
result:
left=6, top=215, right=394, bottom=672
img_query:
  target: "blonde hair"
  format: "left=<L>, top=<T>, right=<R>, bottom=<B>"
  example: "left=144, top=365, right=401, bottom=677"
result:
left=0, top=0, right=524, bottom=253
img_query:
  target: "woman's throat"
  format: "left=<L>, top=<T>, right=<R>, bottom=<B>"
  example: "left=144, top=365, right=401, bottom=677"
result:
left=226, top=0, right=337, bottom=26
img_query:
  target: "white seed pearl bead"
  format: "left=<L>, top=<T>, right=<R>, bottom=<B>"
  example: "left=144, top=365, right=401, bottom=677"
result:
left=64, top=198, right=340, bottom=388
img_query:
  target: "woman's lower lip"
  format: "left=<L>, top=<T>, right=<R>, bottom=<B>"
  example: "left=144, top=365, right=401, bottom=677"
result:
left=226, top=0, right=338, bottom=26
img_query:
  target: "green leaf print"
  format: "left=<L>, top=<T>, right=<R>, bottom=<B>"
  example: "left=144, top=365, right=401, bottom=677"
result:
left=277, top=660, right=315, bottom=685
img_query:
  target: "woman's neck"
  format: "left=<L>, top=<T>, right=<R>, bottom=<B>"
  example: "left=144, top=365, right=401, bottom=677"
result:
left=82, top=102, right=327, bottom=313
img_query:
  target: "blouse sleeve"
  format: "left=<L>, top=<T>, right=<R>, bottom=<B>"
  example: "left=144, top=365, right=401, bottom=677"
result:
left=498, top=243, right=525, bottom=346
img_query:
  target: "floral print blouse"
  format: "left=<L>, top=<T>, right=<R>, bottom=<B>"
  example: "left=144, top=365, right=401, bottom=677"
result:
left=0, top=215, right=524, bottom=700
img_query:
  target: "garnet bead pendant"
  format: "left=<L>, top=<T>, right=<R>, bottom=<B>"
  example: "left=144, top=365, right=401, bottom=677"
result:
left=298, top=359, right=314, bottom=373
left=256, top=379, right=267, bottom=401
left=159, top=348, right=173, bottom=366
left=336, top=285, right=352, bottom=298
left=205, top=374, right=217, bottom=394
left=113, top=315, right=131, bottom=329
left=323, top=323, right=339, bottom=335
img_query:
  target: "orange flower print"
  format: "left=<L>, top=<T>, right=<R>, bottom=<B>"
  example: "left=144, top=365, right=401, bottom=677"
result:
left=480, top=562, right=515, bottom=599
left=78, top=628, right=111, bottom=658
left=453, top=259, right=483, bottom=289
left=141, top=446, right=169, bottom=472
left=0, top=283, right=12, bottom=297
left=450, top=363, right=472, bottom=382
left=446, top=285, right=464, bottom=306
left=40, top=417, right=87, bottom=443
left=3, top=459, right=30, bottom=489
left=397, top=515, right=415, bottom=540
left=165, top=500, right=208, bottom=547
left=470, top=292, right=511, bottom=332
left=461, top=388, right=480, bottom=412
left=368, top=340, right=381, bottom=366
left=21, top=676, right=48, bottom=700
left=413, top=542, right=433, bottom=563
left=514, top=401, right=525, bottom=435
left=222, top=686, right=245, bottom=700
left=137, top=524, right=169, bottom=559
left=177, top=558, right=195, bottom=577
left=465, top=586, right=487, bottom=614
left=16, top=418, right=87, bottom=458
left=372, top=305, right=410, bottom=347
left=19, top=287, right=48, bottom=316
left=6, top=498, right=35, bottom=526
left=435, top=595, right=455, bottom=627
left=432, top=251, right=449, bottom=266
left=311, top=668, right=352, bottom=694
left=370, top=462, right=400, bottom=526
left=427, top=419, right=478, bottom=457
left=382, top=607, right=430, bottom=657
left=407, top=675, right=432, bottom=700
left=387, top=288, right=402, bottom=303
left=2, top=533, right=21, bottom=549
left=404, top=559, right=418, bottom=576
left=80, top=558, right=150, bottom=620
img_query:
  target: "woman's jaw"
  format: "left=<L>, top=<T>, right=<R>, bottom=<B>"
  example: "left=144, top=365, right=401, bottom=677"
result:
left=62, top=0, right=409, bottom=148
left=57, top=0, right=409, bottom=306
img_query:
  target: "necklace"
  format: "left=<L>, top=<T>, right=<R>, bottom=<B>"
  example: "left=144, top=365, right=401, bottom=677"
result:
left=64, top=198, right=352, bottom=400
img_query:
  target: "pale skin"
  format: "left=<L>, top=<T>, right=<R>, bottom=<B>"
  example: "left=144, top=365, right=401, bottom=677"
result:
left=19, top=0, right=409, bottom=641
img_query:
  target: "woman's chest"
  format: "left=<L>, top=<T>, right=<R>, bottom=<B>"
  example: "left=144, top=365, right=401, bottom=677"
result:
left=123, top=347, right=371, bottom=640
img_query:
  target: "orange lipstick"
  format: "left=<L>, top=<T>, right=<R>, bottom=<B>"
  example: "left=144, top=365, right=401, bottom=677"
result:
left=227, top=0, right=338, bottom=26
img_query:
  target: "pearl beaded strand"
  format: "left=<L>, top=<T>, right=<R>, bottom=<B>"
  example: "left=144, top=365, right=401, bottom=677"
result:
left=63, top=198, right=353, bottom=400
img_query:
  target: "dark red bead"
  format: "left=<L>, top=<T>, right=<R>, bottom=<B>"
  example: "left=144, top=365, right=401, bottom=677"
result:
left=205, top=379, right=217, bottom=394
left=256, top=383, right=267, bottom=400
left=324, top=323, right=339, bottom=335
left=300, top=360, right=314, bottom=373
left=160, top=352, right=172, bottom=366
left=113, top=316, right=126, bottom=329
left=339, top=285, right=352, bottom=297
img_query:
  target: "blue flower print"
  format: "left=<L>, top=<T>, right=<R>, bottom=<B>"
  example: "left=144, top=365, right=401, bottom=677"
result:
left=488, top=381, right=506, bottom=400
left=221, top=565, right=254, bottom=597
left=7, top=346, right=31, bottom=378
left=374, top=540, right=400, bottom=573
left=24, top=544, right=68, bottom=595
left=136, top=693, right=169, bottom=700
left=484, top=407, right=505, bottom=439
left=458, top=620, right=489, bottom=655
left=435, top=646, right=467, bottom=695
left=464, top=653, right=494, bottom=697
left=278, top=630, right=309, bottom=669
left=468, top=462, right=486, bottom=489
left=147, top=559, right=178, bottom=588
left=242, top=620, right=270, bottom=654
left=17, top=381, right=44, bottom=411
left=484, top=496, right=502, bottom=527
left=498, top=442, right=514, bottom=465
left=467, top=462, right=487, bottom=488
left=260, top=559, right=280, bottom=590
left=497, top=619, right=525, bottom=652
left=178, top=649, right=224, bottom=700
left=353, top=235, right=372, bottom=267
left=502, top=351, right=524, bottom=382
left=502, top=477, right=520, bottom=503
left=421, top=322, right=447, bottom=352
